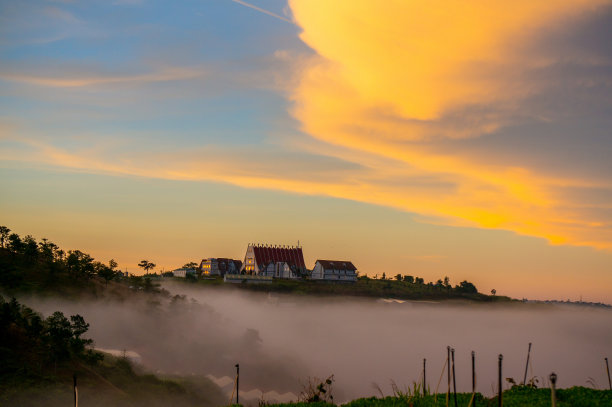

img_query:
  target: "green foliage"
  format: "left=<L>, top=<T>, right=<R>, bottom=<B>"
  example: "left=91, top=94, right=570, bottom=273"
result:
left=267, top=387, right=612, bottom=407
left=0, top=296, right=99, bottom=379
left=0, top=226, right=133, bottom=296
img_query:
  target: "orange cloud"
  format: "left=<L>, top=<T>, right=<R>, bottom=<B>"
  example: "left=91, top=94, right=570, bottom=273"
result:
left=2, top=1, right=611, bottom=250
left=3, top=132, right=611, bottom=249
left=290, top=0, right=605, bottom=123
left=285, top=0, right=612, bottom=248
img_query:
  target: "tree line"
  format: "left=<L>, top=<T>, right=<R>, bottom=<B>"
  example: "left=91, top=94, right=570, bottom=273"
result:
left=358, top=273, right=478, bottom=295
left=0, top=295, right=100, bottom=379
left=0, top=225, right=161, bottom=293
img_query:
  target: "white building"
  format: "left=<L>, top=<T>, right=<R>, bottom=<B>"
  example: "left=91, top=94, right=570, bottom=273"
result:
left=173, top=268, right=197, bottom=278
left=200, top=258, right=242, bottom=277
left=240, top=243, right=307, bottom=278
left=260, top=261, right=301, bottom=279
left=311, top=260, right=358, bottom=282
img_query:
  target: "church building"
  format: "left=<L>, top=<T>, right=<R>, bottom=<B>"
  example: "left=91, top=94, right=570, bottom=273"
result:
left=241, top=243, right=307, bottom=278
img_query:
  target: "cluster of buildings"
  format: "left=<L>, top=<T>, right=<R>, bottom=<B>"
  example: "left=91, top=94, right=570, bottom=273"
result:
left=173, top=243, right=358, bottom=283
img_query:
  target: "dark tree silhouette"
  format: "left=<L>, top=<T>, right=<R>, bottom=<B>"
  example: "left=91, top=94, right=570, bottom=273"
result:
left=138, top=260, right=156, bottom=275
left=0, top=226, right=10, bottom=248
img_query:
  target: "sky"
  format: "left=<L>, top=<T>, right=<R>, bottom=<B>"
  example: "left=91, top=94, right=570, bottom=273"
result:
left=1, top=0, right=611, bottom=303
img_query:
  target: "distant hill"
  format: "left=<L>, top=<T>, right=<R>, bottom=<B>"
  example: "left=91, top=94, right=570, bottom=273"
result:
left=181, top=275, right=511, bottom=303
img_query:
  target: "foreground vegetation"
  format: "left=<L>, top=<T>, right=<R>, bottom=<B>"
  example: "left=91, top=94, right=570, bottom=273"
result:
left=264, top=387, right=612, bottom=407
left=0, top=296, right=225, bottom=407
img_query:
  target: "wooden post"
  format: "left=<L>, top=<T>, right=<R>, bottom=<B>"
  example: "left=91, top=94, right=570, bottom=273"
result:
left=550, top=372, right=557, bottom=407
left=447, top=346, right=451, bottom=407
left=498, top=354, right=503, bottom=407
left=73, top=373, right=78, bottom=407
left=472, top=351, right=476, bottom=407
left=523, top=343, right=532, bottom=385
left=235, top=363, right=240, bottom=405
left=423, top=358, right=427, bottom=395
left=606, top=357, right=611, bottom=390
left=451, top=348, right=458, bottom=407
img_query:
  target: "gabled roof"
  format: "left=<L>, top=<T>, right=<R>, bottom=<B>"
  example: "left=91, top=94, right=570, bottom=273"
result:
left=215, top=258, right=242, bottom=271
left=315, top=260, right=357, bottom=271
left=252, top=244, right=306, bottom=271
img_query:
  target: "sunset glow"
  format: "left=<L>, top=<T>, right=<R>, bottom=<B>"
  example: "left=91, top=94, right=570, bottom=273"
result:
left=1, top=0, right=611, bottom=302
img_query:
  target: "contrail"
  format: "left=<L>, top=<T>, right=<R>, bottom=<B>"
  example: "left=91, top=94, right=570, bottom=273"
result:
left=230, top=0, right=294, bottom=24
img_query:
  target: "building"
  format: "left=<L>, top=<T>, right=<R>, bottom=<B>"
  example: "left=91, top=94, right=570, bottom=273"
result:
left=200, top=258, right=242, bottom=277
left=173, top=267, right=197, bottom=278
left=261, top=261, right=301, bottom=279
left=310, top=260, right=358, bottom=282
left=241, top=243, right=307, bottom=278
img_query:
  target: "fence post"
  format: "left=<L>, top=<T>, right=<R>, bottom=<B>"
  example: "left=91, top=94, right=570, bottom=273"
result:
left=606, top=357, right=611, bottom=390
left=523, top=343, right=532, bottom=385
left=451, top=348, right=458, bottom=407
left=550, top=372, right=557, bottom=407
left=472, top=351, right=476, bottom=407
left=235, top=363, right=240, bottom=405
left=498, top=354, right=503, bottom=407
left=447, top=346, right=451, bottom=407
left=73, top=373, right=78, bottom=407
left=423, top=358, right=427, bottom=395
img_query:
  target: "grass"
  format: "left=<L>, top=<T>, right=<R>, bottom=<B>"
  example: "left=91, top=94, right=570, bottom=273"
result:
left=0, top=353, right=226, bottom=407
left=264, top=387, right=612, bottom=407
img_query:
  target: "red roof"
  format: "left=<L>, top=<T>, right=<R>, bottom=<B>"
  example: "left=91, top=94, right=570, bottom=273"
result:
left=252, top=245, right=306, bottom=271
left=316, top=260, right=357, bottom=271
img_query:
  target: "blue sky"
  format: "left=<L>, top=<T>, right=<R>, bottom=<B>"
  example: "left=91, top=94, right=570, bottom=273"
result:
left=1, top=0, right=612, bottom=302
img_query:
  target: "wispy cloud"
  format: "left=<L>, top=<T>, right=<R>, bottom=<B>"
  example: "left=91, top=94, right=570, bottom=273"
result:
left=230, top=0, right=294, bottom=24
left=0, top=67, right=206, bottom=88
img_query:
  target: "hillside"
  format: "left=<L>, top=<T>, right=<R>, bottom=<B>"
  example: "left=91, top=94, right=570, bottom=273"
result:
left=177, top=275, right=512, bottom=303
left=0, top=295, right=226, bottom=407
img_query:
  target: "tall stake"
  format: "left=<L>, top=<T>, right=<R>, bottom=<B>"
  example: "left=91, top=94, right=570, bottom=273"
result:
left=235, top=363, right=240, bottom=405
left=73, top=373, right=78, bottom=407
left=523, top=342, right=532, bottom=385
left=550, top=372, right=557, bottom=407
left=451, top=348, right=458, bottom=407
left=471, top=351, right=476, bottom=407
left=498, top=354, right=503, bottom=407
left=606, top=357, right=611, bottom=390
left=423, top=358, right=427, bottom=395
left=447, top=346, right=451, bottom=407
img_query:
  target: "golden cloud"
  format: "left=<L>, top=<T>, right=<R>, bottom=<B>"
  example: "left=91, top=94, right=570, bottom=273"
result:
left=285, top=0, right=612, bottom=248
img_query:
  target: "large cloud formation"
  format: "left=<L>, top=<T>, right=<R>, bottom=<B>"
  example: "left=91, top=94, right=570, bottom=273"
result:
left=1, top=0, right=611, bottom=253
left=287, top=0, right=612, bottom=248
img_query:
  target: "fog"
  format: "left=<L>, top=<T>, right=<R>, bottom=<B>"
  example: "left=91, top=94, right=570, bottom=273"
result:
left=21, top=282, right=612, bottom=403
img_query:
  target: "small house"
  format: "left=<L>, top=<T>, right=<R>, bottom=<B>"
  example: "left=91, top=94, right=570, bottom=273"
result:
left=311, top=260, right=357, bottom=282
